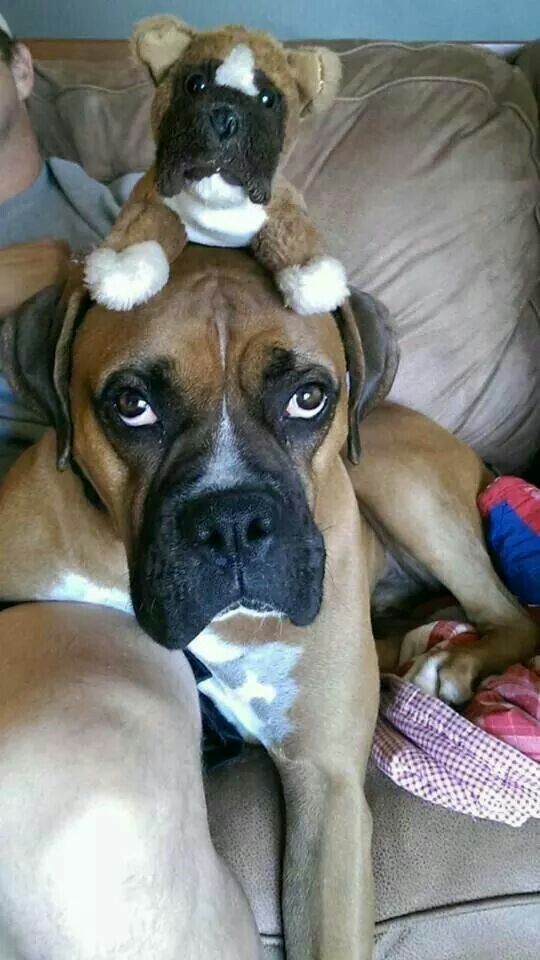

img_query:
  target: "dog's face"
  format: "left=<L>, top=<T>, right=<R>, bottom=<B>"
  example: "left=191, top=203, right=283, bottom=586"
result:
left=2, top=249, right=397, bottom=650
left=72, top=249, right=348, bottom=647
left=132, top=16, right=342, bottom=203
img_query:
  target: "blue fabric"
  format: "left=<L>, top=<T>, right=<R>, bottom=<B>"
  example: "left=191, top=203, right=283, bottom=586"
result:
left=484, top=502, right=540, bottom=606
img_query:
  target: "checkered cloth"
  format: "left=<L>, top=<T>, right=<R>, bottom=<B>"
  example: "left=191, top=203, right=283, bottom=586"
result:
left=370, top=475, right=540, bottom=826
left=373, top=673, right=540, bottom=826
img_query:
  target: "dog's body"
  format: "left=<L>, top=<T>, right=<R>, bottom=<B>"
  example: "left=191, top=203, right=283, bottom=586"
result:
left=85, top=17, right=348, bottom=317
left=0, top=247, right=537, bottom=960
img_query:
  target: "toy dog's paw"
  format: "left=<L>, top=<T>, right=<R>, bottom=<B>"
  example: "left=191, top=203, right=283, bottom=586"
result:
left=403, top=648, right=478, bottom=705
left=85, top=241, right=170, bottom=311
left=277, top=256, right=348, bottom=315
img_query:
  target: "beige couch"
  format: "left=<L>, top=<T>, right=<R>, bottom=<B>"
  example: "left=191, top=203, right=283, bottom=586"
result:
left=26, top=37, right=540, bottom=958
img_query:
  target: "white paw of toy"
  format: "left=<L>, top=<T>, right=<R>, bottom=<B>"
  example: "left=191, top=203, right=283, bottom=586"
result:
left=277, top=255, right=349, bottom=315
left=85, top=241, right=170, bottom=311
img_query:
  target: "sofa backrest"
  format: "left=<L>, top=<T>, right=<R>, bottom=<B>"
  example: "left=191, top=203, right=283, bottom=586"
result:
left=26, top=38, right=540, bottom=474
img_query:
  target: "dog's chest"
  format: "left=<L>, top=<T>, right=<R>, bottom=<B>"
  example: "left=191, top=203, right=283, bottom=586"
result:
left=163, top=191, right=267, bottom=248
left=188, top=626, right=302, bottom=746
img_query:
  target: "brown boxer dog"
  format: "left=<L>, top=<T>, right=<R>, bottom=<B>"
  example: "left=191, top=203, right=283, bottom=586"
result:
left=0, top=246, right=537, bottom=960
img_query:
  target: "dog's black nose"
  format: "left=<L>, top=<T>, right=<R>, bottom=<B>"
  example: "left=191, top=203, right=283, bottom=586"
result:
left=209, top=105, right=239, bottom=141
left=181, top=490, right=279, bottom=557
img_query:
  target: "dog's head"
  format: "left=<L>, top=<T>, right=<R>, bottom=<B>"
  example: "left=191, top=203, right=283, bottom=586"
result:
left=132, top=15, right=341, bottom=204
left=1, top=248, right=397, bottom=649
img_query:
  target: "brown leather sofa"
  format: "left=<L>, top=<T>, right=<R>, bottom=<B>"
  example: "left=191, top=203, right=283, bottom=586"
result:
left=26, top=36, right=540, bottom=959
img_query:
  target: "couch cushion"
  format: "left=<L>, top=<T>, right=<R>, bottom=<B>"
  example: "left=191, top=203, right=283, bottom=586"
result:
left=205, top=749, right=540, bottom=959
left=29, top=41, right=540, bottom=472
left=29, top=59, right=154, bottom=182
left=283, top=41, right=540, bottom=474
left=516, top=41, right=540, bottom=129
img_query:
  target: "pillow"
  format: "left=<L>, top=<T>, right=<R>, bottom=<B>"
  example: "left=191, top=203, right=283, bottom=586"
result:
left=283, top=42, right=540, bottom=473
left=29, top=42, right=540, bottom=472
left=516, top=40, right=540, bottom=132
left=29, top=59, right=154, bottom=182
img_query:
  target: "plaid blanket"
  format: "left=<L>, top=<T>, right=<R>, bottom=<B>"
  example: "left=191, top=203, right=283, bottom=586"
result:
left=371, top=475, right=540, bottom=827
left=373, top=673, right=540, bottom=827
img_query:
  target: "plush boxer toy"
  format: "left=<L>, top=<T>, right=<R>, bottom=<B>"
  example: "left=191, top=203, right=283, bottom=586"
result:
left=85, top=16, right=348, bottom=315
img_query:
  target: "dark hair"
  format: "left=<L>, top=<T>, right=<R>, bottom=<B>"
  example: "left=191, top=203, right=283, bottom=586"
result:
left=0, top=28, right=14, bottom=64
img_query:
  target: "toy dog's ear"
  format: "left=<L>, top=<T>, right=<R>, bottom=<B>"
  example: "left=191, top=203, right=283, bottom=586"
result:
left=131, top=16, right=194, bottom=84
left=0, top=278, right=89, bottom=470
left=287, top=46, right=342, bottom=115
left=334, top=289, right=400, bottom=464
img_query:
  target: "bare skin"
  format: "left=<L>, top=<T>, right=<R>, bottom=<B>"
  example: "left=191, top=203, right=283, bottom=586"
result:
left=0, top=239, right=71, bottom=318
left=0, top=40, right=70, bottom=319
left=0, top=41, right=40, bottom=205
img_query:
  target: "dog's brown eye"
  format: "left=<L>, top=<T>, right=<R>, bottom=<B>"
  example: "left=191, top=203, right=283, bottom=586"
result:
left=115, top=390, right=158, bottom=428
left=185, top=73, right=207, bottom=95
left=286, top=384, right=327, bottom=420
left=259, top=88, right=277, bottom=109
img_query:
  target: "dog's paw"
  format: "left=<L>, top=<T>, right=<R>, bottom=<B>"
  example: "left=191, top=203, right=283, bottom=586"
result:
left=277, top=256, right=349, bottom=315
left=85, top=241, right=170, bottom=311
left=403, top=648, right=479, bottom=705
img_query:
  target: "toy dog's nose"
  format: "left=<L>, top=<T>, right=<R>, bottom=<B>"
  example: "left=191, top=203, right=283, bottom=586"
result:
left=209, top=105, right=239, bottom=141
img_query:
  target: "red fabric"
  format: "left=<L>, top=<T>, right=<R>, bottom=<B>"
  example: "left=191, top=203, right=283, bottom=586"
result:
left=465, top=659, right=540, bottom=761
left=478, top=475, right=540, bottom=534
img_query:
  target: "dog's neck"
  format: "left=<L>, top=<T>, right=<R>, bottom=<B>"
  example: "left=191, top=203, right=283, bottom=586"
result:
left=163, top=173, right=268, bottom=248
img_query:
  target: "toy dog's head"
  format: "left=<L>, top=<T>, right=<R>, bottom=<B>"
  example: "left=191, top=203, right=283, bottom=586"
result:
left=132, top=16, right=342, bottom=205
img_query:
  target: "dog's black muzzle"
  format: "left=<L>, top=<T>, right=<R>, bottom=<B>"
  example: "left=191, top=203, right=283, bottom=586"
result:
left=131, top=478, right=325, bottom=650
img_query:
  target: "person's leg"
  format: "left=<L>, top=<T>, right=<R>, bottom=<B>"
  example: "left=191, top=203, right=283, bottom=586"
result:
left=0, top=603, right=261, bottom=960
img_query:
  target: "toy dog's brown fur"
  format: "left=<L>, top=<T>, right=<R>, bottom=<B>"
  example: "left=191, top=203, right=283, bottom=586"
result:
left=84, top=16, right=348, bottom=317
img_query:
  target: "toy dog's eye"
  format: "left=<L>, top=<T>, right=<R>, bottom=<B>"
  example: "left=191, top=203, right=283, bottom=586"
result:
left=185, top=73, right=207, bottom=95
left=259, top=88, right=277, bottom=109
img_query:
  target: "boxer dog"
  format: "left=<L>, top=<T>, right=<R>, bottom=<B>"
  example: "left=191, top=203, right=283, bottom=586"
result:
left=0, top=247, right=536, bottom=960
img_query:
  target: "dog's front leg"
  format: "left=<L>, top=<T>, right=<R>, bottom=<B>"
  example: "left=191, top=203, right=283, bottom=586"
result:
left=273, top=732, right=375, bottom=960
left=269, top=469, right=380, bottom=960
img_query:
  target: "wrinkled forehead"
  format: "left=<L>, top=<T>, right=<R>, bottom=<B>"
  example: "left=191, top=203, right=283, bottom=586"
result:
left=74, top=252, right=345, bottom=396
left=179, top=27, right=296, bottom=98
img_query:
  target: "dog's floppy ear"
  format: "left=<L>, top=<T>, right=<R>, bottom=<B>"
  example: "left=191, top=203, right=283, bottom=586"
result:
left=334, top=289, right=400, bottom=464
left=287, top=46, right=342, bottom=115
left=0, top=282, right=88, bottom=471
left=131, top=15, right=194, bottom=84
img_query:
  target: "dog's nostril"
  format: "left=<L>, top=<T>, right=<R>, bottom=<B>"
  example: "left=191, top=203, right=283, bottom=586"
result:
left=197, top=525, right=226, bottom=551
left=207, top=529, right=225, bottom=551
left=210, top=106, right=239, bottom=141
left=245, top=516, right=273, bottom=543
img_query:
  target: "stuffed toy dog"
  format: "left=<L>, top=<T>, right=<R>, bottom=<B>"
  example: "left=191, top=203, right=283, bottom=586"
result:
left=85, top=15, right=348, bottom=315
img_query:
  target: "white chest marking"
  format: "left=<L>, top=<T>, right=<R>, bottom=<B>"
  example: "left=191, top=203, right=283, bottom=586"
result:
left=189, top=622, right=302, bottom=746
left=215, top=44, right=258, bottom=97
left=47, top=574, right=132, bottom=613
left=238, top=669, right=277, bottom=704
left=163, top=175, right=267, bottom=248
